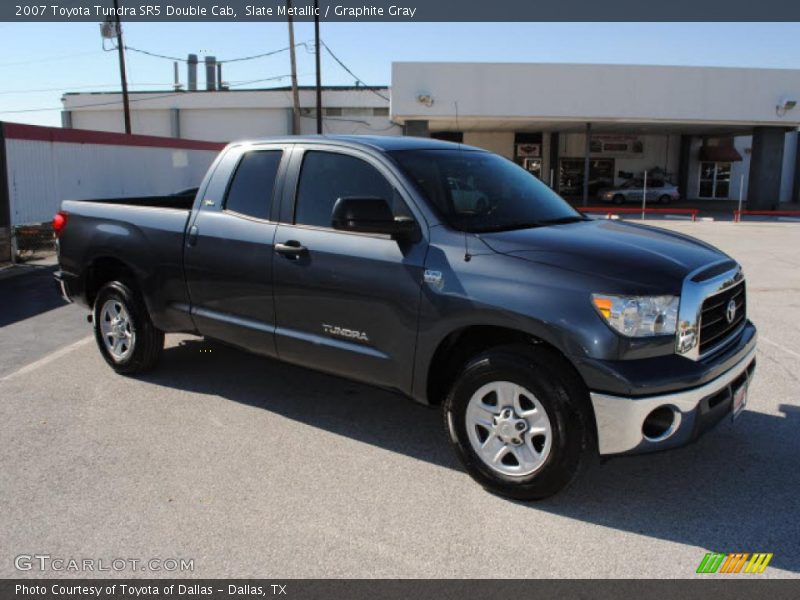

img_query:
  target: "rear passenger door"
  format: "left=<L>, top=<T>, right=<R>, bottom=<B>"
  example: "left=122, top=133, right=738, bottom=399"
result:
left=272, top=146, right=428, bottom=393
left=184, top=145, right=287, bottom=357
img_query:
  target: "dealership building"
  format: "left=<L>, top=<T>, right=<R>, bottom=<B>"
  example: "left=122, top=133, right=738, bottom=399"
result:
left=60, top=61, right=800, bottom=208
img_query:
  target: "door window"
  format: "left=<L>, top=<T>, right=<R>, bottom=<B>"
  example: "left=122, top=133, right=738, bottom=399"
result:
left=698, top=161, right=731, bottom=199
left=224, top=150, right=283, bottom=220
left=558, top=158, right=615, bottom=197
left=294, top=151, right=406, bottom=228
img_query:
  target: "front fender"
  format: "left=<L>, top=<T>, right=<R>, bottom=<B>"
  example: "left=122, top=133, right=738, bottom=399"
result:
left=411, top=240, right=623, bottom=403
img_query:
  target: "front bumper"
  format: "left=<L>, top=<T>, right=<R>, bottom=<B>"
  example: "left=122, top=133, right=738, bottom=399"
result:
left=590, top=345, right=756, bottom=455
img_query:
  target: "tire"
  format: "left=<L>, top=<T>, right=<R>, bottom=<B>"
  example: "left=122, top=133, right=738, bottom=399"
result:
left=93, top=280, right=164, bottom=374
left=659, top=194, right=671, bottom=205
left=444, top=344, right=594, bottom=500
left=613, top=194, right=625, bottom=205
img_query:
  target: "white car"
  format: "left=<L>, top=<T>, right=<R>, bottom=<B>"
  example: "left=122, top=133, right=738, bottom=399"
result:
left=599, top=179, right=681, bottom=204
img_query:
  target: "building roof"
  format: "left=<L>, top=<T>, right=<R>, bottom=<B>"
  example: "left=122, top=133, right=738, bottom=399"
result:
left=62, top=85, right=389, bottom=97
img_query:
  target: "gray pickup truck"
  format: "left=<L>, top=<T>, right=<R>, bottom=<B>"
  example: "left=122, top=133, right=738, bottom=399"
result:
left=54, top=136, right=756, bottom=499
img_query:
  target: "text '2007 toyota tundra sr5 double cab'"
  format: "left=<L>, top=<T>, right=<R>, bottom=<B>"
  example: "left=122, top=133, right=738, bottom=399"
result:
left=54, top=136, right=756, bottom=499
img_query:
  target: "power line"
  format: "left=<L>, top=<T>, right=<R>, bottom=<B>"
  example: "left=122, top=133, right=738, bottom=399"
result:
left=120, top=42, right=312, bottom=64
left=0, top=83, right=175, bottom=95
left=0, top=74, right=294, bottom=115
left=319, top=41, right=390, bottom=102
left=0, top=50, right=104, bottom=68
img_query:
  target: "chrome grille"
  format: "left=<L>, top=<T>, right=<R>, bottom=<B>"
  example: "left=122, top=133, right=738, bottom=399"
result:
left=698, top=280, right=746, bottom=356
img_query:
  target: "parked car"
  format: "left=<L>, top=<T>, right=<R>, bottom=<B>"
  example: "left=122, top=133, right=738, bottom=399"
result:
left=598, top=179, right=681, bottom=204
left=54, top=136, right=755, bottom=500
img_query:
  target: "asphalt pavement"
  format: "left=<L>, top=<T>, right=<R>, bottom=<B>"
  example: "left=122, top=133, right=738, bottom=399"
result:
left=1, top=221, right=798, bottom=578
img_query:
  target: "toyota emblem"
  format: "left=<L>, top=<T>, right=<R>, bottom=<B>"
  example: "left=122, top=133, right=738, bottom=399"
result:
left=726, top=299, right=737, bottom=324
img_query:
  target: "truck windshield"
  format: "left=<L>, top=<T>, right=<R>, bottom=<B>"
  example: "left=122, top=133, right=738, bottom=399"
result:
left=390, top=149, right=584, bottom=233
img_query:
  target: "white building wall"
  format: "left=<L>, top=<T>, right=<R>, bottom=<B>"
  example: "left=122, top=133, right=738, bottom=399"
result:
left=463, top=131, right=515, bottom=159
left=180, top=108, right=290, bottom=141
left=6, top=139, right=218, bottom=226
left=63, top=89, right=400, bottom=142
left=70, top=109, right=173, bottom=137
left=393, top=63, right=800, bottom=128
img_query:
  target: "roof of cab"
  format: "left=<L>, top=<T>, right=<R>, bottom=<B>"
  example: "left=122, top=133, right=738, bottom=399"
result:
left=231, top=134, right=486, bottom=153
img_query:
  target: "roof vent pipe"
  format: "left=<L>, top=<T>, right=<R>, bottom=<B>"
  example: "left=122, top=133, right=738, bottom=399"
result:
left=217, top=62, right=226, bottom=91
left=187, top=54, right=198, bottom=91
left=205, top=56, right=217, bottom=91
left=173, top=61, right=183, bottom=91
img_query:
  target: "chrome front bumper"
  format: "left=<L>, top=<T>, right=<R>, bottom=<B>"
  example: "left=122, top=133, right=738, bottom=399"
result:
left=590, top=345, right=757, bottom=455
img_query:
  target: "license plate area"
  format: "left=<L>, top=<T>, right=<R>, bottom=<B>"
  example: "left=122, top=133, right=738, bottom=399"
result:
left=732, top=382, right=748, bottom=420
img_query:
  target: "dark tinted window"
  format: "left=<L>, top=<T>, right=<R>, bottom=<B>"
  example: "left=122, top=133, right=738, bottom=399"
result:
left=391, top=149, right=582, bottom=233
left=295, top=151, right=402, bottom=228
left=224, top=150, right=282, bottom=220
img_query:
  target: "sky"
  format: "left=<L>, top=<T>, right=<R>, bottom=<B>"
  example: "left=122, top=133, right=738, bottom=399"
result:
left=1, top=21, right=799, bottom=127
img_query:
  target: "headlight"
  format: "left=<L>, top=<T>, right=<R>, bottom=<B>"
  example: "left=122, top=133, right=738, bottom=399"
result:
left=591, top=294, right=679, bottom=337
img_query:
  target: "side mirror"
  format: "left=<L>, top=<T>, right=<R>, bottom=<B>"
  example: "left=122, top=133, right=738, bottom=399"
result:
left=331, top=197, right=417, bottom=240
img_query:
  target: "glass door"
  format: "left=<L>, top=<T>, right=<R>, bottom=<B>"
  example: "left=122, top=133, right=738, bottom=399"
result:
left=698, top=161, right=731, bottom=199
left=523, top=158, right=542, bottom=179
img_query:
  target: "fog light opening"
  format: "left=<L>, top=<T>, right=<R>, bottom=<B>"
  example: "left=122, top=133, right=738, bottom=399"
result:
left=642, top=406, right=681, bottom=442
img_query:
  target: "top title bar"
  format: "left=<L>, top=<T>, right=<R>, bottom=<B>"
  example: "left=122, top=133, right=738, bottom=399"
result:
left=4, top=0, right=800, bottom=22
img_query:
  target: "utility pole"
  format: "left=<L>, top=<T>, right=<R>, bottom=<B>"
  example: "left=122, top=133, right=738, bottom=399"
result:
left=113, top=0, right=131, bottom=134
left=313, top=0, right=322, bottom=134
left=287, top=0, right=301, bottom=135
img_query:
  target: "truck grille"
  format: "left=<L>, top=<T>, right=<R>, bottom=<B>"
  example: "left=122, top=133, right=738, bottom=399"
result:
left=698, top=280, right=746, bottom=356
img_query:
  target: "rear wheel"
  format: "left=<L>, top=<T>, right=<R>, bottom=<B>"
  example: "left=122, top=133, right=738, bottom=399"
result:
left=444, top=345, right=594, bottom=500
left=93, top=280, right=164, bottom=374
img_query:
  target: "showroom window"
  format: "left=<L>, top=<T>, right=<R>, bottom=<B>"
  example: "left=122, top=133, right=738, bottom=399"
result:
left=698, top=161, right=731, bottom=199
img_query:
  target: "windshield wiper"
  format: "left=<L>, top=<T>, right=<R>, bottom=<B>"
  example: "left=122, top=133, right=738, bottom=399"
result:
left=536, top=215, right=588, bottom=225
left=475, top=215, right=587, bottom=233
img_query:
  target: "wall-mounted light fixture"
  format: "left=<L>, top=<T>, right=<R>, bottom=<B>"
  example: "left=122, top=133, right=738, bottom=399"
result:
left=776, top=98, right=797, bottom=116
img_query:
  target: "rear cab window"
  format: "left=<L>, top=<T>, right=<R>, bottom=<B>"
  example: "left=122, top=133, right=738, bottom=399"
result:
left=224, top=150, right=283, bottom=220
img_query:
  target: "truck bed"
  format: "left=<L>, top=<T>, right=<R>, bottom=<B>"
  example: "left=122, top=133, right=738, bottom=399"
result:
left=57, top=194, right=197, bottom=333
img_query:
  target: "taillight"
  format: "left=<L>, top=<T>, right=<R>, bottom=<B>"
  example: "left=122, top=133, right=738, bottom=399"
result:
left=53, top=211, right=68, bottom=238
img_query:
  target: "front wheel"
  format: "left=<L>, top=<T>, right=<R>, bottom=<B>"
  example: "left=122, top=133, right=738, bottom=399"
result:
left=93, top=280, right=164, bottom=374
left=444, top=345, right=594, bottom=500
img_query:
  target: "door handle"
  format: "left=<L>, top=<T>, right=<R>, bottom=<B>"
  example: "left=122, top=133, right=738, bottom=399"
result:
left=275, top=240, right=307, bottom=259
left=187, top=225, right=199, bottom=247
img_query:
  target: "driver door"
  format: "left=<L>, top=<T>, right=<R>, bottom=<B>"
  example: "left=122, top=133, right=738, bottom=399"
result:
left=272, top=146, right=428, bottom=393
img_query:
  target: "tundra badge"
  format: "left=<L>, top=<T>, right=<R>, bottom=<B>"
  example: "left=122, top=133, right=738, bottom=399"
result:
left=322, top=324, right=369, bottom=343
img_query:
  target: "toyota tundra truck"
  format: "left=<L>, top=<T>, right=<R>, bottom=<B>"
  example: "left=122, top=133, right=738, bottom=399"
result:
left=54, top=136, right=756, bottom=499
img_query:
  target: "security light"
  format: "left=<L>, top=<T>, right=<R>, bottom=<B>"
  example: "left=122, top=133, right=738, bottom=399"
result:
left=776, top=98, right=797, bottom=116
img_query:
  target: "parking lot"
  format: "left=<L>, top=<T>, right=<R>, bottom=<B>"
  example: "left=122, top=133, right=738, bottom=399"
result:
left=1, top=220, right=798, bottom=579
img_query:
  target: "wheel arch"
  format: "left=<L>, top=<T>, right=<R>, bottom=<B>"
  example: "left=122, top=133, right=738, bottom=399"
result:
left=84, top=255, right=140, bottom=308
left=421, top=324, right=591, bottom=412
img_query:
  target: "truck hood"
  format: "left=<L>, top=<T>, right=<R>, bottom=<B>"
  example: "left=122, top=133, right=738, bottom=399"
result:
left=477, top=219, right=728, bottom=291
